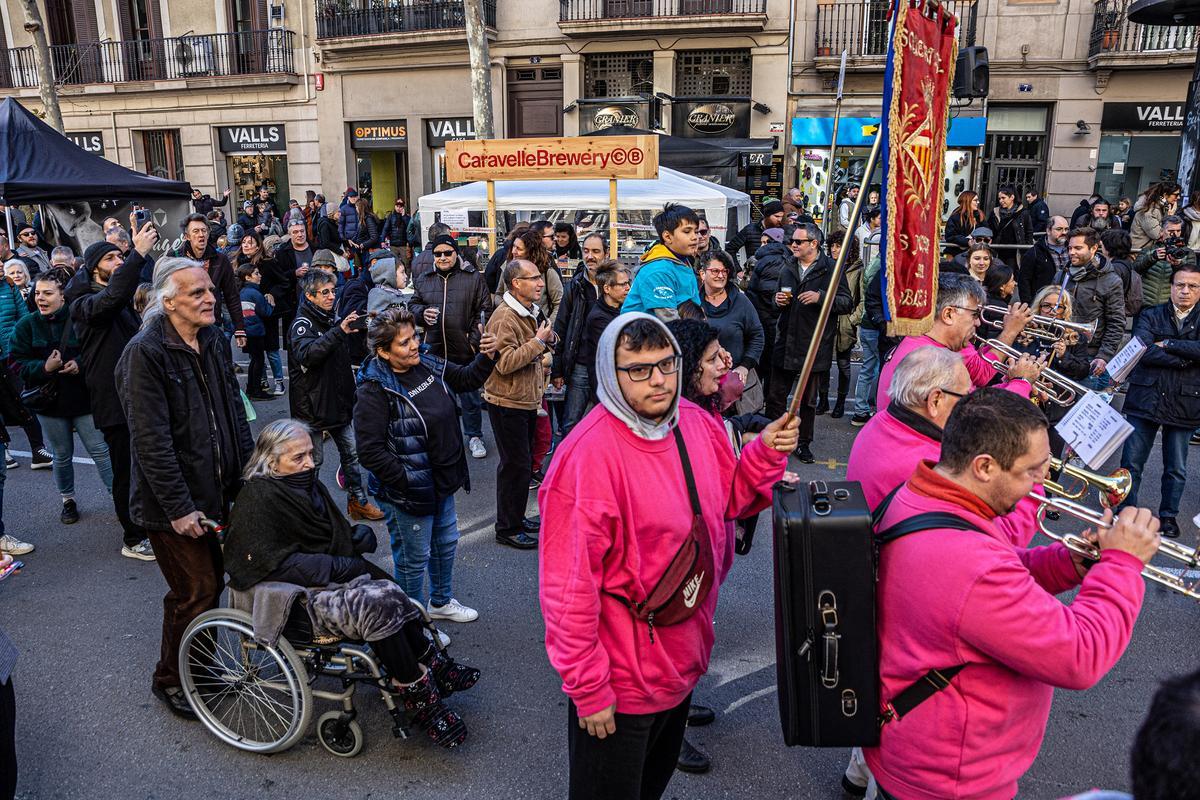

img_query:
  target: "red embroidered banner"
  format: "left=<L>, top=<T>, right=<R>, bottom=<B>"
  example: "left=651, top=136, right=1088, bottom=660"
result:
left=880, top=0, right=958, bottom=336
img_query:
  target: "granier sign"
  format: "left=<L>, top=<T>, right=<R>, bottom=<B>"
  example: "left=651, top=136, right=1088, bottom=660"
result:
left=445, top=135, right=659, bottom=182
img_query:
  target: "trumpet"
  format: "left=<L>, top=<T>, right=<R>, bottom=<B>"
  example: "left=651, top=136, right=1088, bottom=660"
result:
left=1029, top=491, right=1200, bottom=601
left=974, top=337, right=1097, bottom=407
left=1044, top=457, right=1132, bottom=509
left=981, top=305, right=1097, bottom=343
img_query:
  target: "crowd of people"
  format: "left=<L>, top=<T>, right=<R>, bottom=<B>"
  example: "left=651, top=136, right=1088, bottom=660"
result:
left=0, top=175, right=1197, bottom=800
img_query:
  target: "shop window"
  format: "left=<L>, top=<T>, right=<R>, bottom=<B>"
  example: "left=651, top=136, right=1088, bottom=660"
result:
left=584, top=51, right=653, bottom=98
left=141, top=129, right=184, bottom=181
left=980, top=106, right=1049, bottom=204
left=674, top=49, right=751, bottom=97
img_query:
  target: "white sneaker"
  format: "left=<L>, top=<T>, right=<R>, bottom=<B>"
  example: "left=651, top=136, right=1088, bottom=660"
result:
left=273, top=379, right=286, bottom=396
left=0, top=534, right=34, bottom=556
left=468, top=437, right=487, bottom=459
left=430, top=628, right=451, bottom=648
left=121, top=539, right=156, bottom=562
left=427, top=598, right=479, bottom=623
left=4, top=454, right=16, bottom=470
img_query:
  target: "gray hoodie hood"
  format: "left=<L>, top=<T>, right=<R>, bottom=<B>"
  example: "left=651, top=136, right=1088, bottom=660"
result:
left=595, top=312, right=681, bottom=441
left=369, top=254, right=398, bottom=288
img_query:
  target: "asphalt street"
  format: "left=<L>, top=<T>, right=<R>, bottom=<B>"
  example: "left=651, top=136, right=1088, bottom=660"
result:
left=2, top=375, right=1198, bottom=799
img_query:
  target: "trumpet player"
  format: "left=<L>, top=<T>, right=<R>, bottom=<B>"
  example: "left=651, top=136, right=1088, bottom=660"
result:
left=1026, top=285, right=1092, bottom=460
left=867, top=388, right=1160, bottom=800
left=1117, top=263, right=1200, bottom=540
left=875, top=274, right=1041, bottom=410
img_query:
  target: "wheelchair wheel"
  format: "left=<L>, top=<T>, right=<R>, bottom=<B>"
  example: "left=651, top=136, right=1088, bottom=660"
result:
left=316, top=711, right=364, bottom=758
left=179, top=608, right=313, bottom=754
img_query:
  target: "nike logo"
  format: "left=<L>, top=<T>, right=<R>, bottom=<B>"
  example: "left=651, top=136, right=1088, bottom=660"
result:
left=682, top=572, right=705, bottom=608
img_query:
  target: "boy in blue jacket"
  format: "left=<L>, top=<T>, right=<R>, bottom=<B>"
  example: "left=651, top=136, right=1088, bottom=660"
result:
left=622, top=204, right=701, bottom=320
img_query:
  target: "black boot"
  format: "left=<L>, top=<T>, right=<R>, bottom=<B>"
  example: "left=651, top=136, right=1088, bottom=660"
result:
left=401, top=670, right=468, bottom=748
left=814, top=395, right=830, bottom=415
left=677, top=737, right=711, bottom=774
left=831, top=395, right=847, bottom=419
left=427, top=649, right=480, bottom=698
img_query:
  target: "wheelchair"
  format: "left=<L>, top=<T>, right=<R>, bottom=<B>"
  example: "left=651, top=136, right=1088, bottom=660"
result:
left=178, top=601, right=431, bottom=758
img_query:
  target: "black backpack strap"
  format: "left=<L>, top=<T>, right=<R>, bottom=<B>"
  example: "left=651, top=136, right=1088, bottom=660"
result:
left=880, top=665, right=967, bottom=726
left=871, top=484, right=903, bottom=527
left=672, top=427, right=701, bottom=517
left=876, top=512, right=985, bottom=543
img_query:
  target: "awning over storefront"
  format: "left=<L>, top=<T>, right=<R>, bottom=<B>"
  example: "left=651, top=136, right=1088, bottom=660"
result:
left=791, top=116, right=987, bottom=148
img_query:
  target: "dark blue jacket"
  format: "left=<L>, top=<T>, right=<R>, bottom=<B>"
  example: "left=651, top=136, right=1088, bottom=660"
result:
left=354, top=350, right=493, bottom=516
left=1124, top=301, right=1200, bottom=429
left=338, top=200, right=360, bottom=244
left=239, top=284, right=273, bottom=338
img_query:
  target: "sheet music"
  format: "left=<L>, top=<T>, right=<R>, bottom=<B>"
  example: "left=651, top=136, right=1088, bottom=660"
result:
left=1105, top=337, right=1147, bottom=384
left=1055, top=391, right=1134, bottom=470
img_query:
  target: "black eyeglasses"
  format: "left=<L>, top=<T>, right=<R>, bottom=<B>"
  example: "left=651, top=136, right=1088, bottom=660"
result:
left=949, top=305, right=982, bottom=320
left=615, top=356, right=681, bottom=382
left=790, top=238, right=813, bottom=245
left=432, top=250, right=455, bottom=257
left=938, top=387, right=968, bottom=398
left=697, top=229, right=711, bottom=236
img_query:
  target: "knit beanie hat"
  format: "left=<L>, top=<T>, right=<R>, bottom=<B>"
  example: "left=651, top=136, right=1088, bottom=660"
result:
left=311, top=249, right=337, bottom=268
left=83, top=241, right=121, bottom=273
left=762, top=228, right=785, bottom=244
left=429, top=234, right=459, bottom=253
left=762, top=200, right=785, bottom=218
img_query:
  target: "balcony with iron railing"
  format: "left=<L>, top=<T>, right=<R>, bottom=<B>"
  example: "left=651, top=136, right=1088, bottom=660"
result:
left=315, top=0, right=495, bottom=40
left=0, top=29, right=295, bottom=91
left=1088, top=0, right=1196, bottom=68
left=812, top=0, right=977, bottom=70
left=558, top=0, right=768, bottom=35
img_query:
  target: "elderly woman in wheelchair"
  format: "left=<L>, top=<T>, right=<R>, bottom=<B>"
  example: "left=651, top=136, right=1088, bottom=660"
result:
left=179, top=418, right=479, bottom=755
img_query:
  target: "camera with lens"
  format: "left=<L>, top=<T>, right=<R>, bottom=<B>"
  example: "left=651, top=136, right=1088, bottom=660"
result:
left=1164, top=236, right=1192, bottom=262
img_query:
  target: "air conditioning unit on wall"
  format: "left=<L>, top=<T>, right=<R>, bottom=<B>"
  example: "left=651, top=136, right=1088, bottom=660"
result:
left=175, top=36, right=215, bottom=78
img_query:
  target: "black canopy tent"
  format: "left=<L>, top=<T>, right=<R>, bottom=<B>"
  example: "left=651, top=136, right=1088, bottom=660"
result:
left=0, top=97, right=191, bottom=255
left=0, top=97, right=191, bottom=205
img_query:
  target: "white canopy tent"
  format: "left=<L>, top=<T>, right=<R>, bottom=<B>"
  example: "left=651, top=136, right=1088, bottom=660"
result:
left=417, top=166, right=751, bottom=236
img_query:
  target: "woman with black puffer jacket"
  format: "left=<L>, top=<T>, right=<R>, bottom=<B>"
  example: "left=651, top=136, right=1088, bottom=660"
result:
left=354, top=307, right=497, bottom=622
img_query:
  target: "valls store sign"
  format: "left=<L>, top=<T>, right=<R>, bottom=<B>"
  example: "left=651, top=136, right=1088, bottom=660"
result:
left=1101, top=102, right=1186, bottom=131
left=218, top=124, right=287, bottom=153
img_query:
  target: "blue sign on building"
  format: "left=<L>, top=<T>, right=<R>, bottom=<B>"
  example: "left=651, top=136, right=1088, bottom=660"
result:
left=791, top=116, right=987, bottom=148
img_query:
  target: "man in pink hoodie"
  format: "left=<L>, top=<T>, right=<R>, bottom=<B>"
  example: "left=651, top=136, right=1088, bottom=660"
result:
left=875, top=273, right=1039, bottom=412
left=538, top=312, right=797, bottom=800
left=867, top=388, right=1159, bottom=800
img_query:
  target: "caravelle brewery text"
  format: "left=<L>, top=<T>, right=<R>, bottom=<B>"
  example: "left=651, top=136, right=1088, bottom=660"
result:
left=445, top=135, right=659, bottom=182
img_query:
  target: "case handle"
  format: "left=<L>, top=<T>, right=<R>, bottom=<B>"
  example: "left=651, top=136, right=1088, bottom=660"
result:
left=819, top=590, right=840, bottom=688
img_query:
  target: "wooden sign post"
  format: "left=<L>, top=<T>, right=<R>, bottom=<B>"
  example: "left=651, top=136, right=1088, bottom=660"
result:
left=445, top=135, right=659, bottom=257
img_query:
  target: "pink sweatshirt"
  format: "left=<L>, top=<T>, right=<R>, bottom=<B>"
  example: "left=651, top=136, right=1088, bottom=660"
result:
left=846, top=406, right=1043, bottom=546
left=864, top=480, right=1145, bottom=800
left=876, top=335, right=1030, bottom=410
left=538, top=399, right=787, bottom=717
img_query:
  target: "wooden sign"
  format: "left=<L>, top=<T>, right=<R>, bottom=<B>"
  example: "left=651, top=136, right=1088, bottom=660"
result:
left=446, top=135, right=659, bottom=182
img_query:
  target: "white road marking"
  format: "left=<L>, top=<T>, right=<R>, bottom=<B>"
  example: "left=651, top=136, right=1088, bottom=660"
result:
left=7, top=449, right=95, bottom=466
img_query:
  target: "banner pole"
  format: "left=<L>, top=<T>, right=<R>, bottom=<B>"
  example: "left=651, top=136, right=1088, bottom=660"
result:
left=486, top=180, right=497, bottom=255
left=823, top=49, right=848, bottom=234
left=786, top=130, right=883, bottom=421
left=609, top=178, right=619, bottom=259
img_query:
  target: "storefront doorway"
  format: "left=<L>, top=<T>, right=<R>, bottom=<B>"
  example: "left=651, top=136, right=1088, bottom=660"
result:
left=350, top=120, right=410, bottom=216
left=218, top=124, right=289, bottom=209
left=980, top=106, right=1049, bottom=208
left=1096, top=102, right=1185, bottom=201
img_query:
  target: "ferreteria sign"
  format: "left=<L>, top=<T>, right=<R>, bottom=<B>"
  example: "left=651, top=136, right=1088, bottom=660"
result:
left=1101, top=102, right=1186, bottom=131
left=218, top=124, right=287, bottom=153
left=445, top=135, right=659, bottom=181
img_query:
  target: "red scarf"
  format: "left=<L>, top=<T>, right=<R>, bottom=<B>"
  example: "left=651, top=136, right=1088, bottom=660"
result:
left=907, top=460, right=997, bottom=520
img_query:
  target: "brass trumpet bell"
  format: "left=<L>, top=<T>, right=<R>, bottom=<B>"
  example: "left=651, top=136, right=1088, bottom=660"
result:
left=980, top=305, right=1098, bottom=343
left=1046, top=457, right=1133, bottom=509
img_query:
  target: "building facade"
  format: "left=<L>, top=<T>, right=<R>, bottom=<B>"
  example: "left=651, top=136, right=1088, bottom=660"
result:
left=0, top=0, right=1191, bottom=224
left=788, top=0, right=1195, bottom=217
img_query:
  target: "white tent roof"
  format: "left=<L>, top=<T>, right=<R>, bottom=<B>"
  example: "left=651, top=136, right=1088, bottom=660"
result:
left=417, top=166, right=750, bottom=233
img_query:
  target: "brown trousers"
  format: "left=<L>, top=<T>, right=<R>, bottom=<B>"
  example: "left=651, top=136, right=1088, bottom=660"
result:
left=147, top=528, right=224, bottom=689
